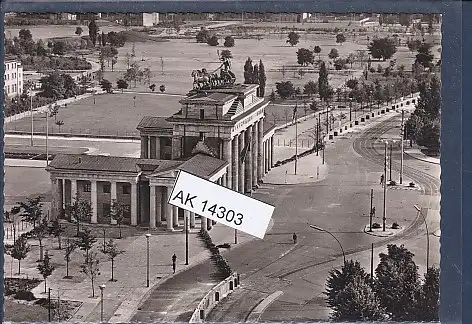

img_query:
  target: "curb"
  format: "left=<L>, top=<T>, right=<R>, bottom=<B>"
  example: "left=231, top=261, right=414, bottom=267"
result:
left=404, top=150, right=440, bottom=165
left=245, top=291, right=284, bottom=322
left=5, top=131, right=140, bottom=141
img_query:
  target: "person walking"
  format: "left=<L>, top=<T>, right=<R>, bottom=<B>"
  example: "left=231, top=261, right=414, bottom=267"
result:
left=292, top=233, right=298, bottom=244
left=172, top=253, right=177, bottom=274
left=380, top=174, right=384, bottom=186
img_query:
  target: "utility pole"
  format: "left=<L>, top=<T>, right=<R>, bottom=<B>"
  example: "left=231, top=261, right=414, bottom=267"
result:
left=185, top=214, right=189, bottom=265
left=400, top=110, right=404, bottom=184
left=295, top=105, right=298, bottom=175
left=383, top=142, right=387, bottom=232
left=46, top=110, right=49, bottom=166
left=48, top=288, right=52, bottom=322
left=370, top=243, right=374, bottom=287
left=389, top=142, right=393, bottom=181
left=369, top=189, right=374, bottom=231
left=316, top=118, right=319, bottom=156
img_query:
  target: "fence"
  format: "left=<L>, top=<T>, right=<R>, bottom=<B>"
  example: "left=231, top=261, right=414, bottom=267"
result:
left=189, top=272, right=240, bottom=323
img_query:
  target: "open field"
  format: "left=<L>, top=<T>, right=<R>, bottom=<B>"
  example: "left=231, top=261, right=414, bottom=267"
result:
left=6, top=21, right=440, bottom=137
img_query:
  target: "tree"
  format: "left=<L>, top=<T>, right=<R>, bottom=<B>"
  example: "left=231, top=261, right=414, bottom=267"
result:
left=149, top=84, right=156, bottom=92
left=19, top=29, right=35, bottom=55
left=346, top=78, right=359, bottom=90
left=269, top=89, right=276, bottom=103
left=416, top=118, right=440, bottom=153
left=331, top=277, right=385, bottom=321
left=102, top=239, right=124, bottom=281
left=196, top=28, right=210, bottom=43
left=258, top=59, right=267, bottom=97
left=142, top=67, right=152, bottom=85
left=399, top=14, right=411, bottom=30
left=39, top=71, right=79, bottom=100
left=286, top=31, right=300, bottom=46
left=414, top=267, right=440, bottom=321
left=10, top=236, right=31, bottom=275
left=318, top=61, right=332, bottom=103
left=407, top=39, right=422, bottom=52
left=243, top=57, right=254, bottom=84
left=77, top=228, right=97, bottom=260
left=36, top=39, right=48, bottom=56
left=116, top=79, right=128, bottom=93
left=111, top=56, right=118, bottom=71
left=382, top=84, right=392, bottom=104
left=220, top=49, right=233, bottom=60
left=313, top=45, right=322, bottom=61
left=415, top=42, right=434, bottom=68
left=224, top=35, right=235, bottom=47
left=124, top=65, right=140, bottom=88
left=80, top=251, right=100, bottom=297
left=368, top=38, right=397, bottom=61
left=64, top=239, right=77, bottom=279
left=328, top=48, right=339, bottom=60
left=375, top=244, right=420, bottom=321
left=100, top=79, right=113, bottom=93
left=159, top=84, right=166, bottom=93
left=296, top=48, right=314, bottom=66
left=336, top=33, right=346, bottom=43
left=101, top=31, right=107, bottom=46
left=88, top=20, right=99, bottom=47
left=65, top=198, right=92, bottom=236
left=207, top=35, right=219, bottom=46
left=334, top=58, right=348, bottom=70
left=325, top=260, right=371, bottom=310
left=109, top=200, right=127, bottom=239
left=107, top=31, right=126, bottom=48
left=75, top=27, right=83, bottom=36
left=303, top=80, right=318, bottom=97
left=18, top=195, right=43, bottom=229
left=48, top=219, right=64, bottom=249
left=275, top=81, right=295, bottom=100
left=31, top=218, right=49, bottom=261
left=373, top=79, right=383, bottom=107
left=37, top=251, right=55, bottom=293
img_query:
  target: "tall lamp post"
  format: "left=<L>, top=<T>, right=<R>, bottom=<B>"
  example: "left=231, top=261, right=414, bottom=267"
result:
left=99, top=284, right=106, bottom=323
left=414, top=205, right=430, bottom=269
left=145, top=233, right=151, bottom=287
left=309, top=224, right=346, bottom=263
left=348, top=96, right=353, bottom=122
left=389, top=140, right=396, bottom=181
left=46, top=108, right=49, bottom=166
left=30, top=87, right=34, bottom=146
left=185, top=212, right=189, bottom=265
left=382, top=141, right=388, bottom=231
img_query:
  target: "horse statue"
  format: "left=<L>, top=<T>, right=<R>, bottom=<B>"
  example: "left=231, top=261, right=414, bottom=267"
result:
left=191, top=57, right=236, bottom=90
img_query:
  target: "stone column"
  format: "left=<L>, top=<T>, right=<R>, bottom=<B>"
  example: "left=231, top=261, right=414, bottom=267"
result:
left=223, top=139, right=232, bottom=189
left=149, top=185, right=156, bottom=228
left=173, top=206, right=180, bottom=227
left=165, top=187, right=174, bottom=231
left=252, top=122, right=258, bottom=186
left=184, top=210, right=190, bottom=230
left=257, top=119, right=264, bottom=181
left=270, top=136, right=274, bottom=169
left=232, top=134, right=239, bottom=192
left=62, top=179, right=66, bottom=209
left=150, top=136, right=157, bottom=159
left=141, top=136, right=149, bottom=159
left=156, top=186, right=163, bottom=225
left=207, top=217, right=213, bottom=230
left=239, top=132, right=245, bottom=193
left=201, top=215, right=207, bottom=232
left=131, top=182, right=137, bottom=226
left=71, top=179, right=78, bottom=201
left=91, top=180, right=98, bottom=224
left=221, top=173, right=227, bottom=187
left=156, top=137, right=161, bottom=159
left=190, top=212, right=196, bottom=228
left=265, top=141, right=269, bottom=173
left=172, top=137, right=181, bottom=160
left=245, top=126, right=253, bottom=193
left=51, top=178, right=61, bottom=221
left=111, top=181, right=117, bottom=202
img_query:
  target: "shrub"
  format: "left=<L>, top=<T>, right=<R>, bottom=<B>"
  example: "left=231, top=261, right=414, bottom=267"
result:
left=15, top=290, right=36, bottom=301
left=392, top=222, right=400, bottom=229
left=409, top=182, right=416, bottom=187
left=217, top=243, right=231, bottom=249
left=389, top=180, right=397, bottom=186
left=372, top=223, right=381, bottom=229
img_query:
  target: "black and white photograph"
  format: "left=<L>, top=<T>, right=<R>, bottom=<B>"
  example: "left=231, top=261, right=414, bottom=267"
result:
left=3, top=12, right=441, bottom=322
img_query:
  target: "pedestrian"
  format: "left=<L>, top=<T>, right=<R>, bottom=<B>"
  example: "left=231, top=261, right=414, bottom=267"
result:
left=380, top=174, right=384, bottom=185
left=172, top=253, right=177, bottom=274
left=371, top=206, right=376, bottom=217
left=292, top=233, right=297, bottom=244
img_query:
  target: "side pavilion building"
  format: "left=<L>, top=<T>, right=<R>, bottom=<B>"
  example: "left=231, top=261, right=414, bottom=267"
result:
left=46, top=83, right=276, bottom=232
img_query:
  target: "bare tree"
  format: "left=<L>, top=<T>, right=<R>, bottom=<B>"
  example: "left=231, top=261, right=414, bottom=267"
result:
left=102, top=239, right=124, bottom=281
left=80, top=251, right=100, bottom=297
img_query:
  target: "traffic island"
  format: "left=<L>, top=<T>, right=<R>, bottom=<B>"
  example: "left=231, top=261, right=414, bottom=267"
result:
left=363, top=223, right=403, bottom=237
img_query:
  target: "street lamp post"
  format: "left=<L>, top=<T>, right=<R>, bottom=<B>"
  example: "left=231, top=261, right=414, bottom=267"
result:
left=349, top=97, right=353, bottom=122
left=414, top=205, right=430, bottom=269
left=185, top=213, right=189, bottom=265
left=389, top=142, right=393, bottom=181
left=309, top=224, right=346, bottom=263
left=30, top=88, right=34, bottom=146
left=46, top=109, right=49, bottom=166
left=99, top=284, right=106, bottom=323
left=145, top=233, right=151, bottom=287
left=400, top=110, right=405, bottom=184
left=383, top=141, right=387, bottom=232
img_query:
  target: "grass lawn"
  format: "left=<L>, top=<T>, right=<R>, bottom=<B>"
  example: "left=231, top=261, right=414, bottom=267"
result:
left=4, top=166, right=51, bottom=206
left=4, top=299, right=49, bottom=322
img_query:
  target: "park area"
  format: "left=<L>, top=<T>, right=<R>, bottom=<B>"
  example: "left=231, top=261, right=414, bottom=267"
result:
left=5, top=20, right=440, bottom=138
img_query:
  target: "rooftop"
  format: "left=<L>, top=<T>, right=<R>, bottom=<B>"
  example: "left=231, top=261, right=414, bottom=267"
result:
left=137, top=116, right=173, bottom=130
left=47, top=153, right=227, bottom=180
left=179, top=92, right=237, bottom=105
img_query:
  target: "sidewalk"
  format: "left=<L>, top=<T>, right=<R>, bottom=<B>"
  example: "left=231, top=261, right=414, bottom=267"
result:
left=405, top=148, right=440, bottom=165
left=26, top=218, right=253, bottom=323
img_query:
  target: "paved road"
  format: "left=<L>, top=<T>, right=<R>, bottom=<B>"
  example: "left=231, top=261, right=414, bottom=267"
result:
left=206, top=113, right=440, bottom=321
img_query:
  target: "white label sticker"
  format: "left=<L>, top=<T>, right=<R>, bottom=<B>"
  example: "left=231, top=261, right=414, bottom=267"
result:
left=168, top=170, right=275, bottom=239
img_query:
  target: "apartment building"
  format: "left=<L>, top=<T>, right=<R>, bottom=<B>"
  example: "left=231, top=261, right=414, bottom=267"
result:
left=4, top=58, right=24, bottom=98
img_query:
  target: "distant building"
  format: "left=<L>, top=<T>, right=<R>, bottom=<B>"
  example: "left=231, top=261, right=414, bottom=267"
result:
left=142, top=13, right=159, bottom=27
left=60, top=13, right=77, bottom=21
left=4, top=58, right=24, bottom=98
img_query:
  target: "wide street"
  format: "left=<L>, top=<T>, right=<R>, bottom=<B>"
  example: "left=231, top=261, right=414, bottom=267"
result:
left=205, top=111, right=440, bottom=322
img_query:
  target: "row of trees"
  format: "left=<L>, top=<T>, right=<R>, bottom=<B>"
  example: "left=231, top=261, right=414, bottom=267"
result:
left=326, top=244, right=439, bottom=322
left=243, top=57, right=267, bottom=97
left=405, top=76, right=440, bottom=153
left=196, top=28, right=235, bottom=47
